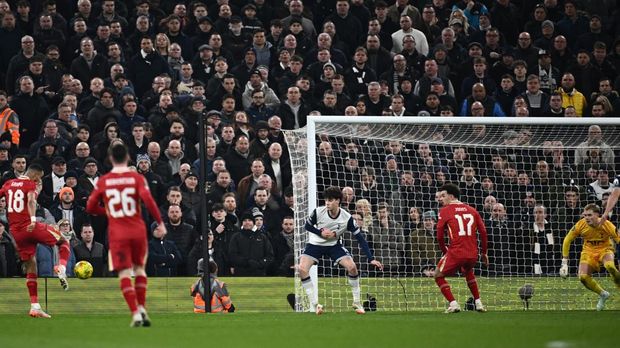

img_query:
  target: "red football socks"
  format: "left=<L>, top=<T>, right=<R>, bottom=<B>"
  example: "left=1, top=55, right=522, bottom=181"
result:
left=135, top=275, right=147, bottom=307
left=120, top=277, right=138, bottom=313
left=26, top=273, right=38, bottom=303
left=435, top=277, right=455, bottom=302
left=465, top=270, right=480, bottom=300
left=58, top=240, right=70, bottom=267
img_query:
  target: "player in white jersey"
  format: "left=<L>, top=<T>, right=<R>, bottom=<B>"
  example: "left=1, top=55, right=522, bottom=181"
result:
left=601, top=174, right=620, bottom=225
left=300, top=186, right=383, bottom=315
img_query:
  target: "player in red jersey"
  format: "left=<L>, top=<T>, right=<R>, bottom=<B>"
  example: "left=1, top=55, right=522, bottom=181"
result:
left=86, top=144, right=165, bottom=327
left=434, top=183, right=489, bottom=313
left=0, top=164, right=71, bottom=318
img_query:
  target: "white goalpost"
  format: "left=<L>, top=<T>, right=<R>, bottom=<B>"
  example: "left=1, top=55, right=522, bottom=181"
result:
left=284, top=116, right=620, bottom=312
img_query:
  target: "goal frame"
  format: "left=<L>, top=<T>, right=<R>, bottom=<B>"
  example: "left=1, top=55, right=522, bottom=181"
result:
left=295, top=116, right=620, bottom=312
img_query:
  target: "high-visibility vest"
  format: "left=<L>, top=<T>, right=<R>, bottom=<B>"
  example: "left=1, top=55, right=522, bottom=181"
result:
left=191, top=277, right=233, bottom=313
left=0, top=106, right=20, bottom=145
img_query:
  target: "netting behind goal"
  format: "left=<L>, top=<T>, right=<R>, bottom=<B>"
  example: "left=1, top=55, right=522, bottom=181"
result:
left=285, top=117, right=620, bottom=312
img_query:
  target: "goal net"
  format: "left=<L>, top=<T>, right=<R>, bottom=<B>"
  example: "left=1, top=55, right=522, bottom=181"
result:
left=284, top=117, right=620, bottom=312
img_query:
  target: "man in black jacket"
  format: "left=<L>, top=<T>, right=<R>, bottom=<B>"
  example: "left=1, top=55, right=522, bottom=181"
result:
left=223, top=135, right=251, bottom=185
left=127, top=36, right=171, bottom=99
left=208, top=203, right=239, bottom=276
left=70, top=37, right=109, bottom=89
left=147, top=222, right=183, bottom=277
left=165, top=204, right=197, bottom=276
left=228, top=212, right=274, bottom=276
left=73, top=224, right=107, bottom=277
left=278, top=86, right=310, bottom=130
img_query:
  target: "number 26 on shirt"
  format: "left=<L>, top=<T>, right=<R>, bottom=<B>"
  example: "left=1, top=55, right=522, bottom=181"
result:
left=106, top=188, right=137, bottom=218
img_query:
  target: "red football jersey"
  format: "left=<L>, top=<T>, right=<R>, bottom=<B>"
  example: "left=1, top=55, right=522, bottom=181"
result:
left=86, top=170, right=162, bottom=242
left=0, top=177, right=38, bottom=232
left=437, top=201, right=488, bottom=259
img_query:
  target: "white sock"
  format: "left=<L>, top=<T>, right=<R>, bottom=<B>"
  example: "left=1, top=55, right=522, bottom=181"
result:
left=348, top=275, right=361, bottom=304
left=31, top=303, right=41, bottom=309
left=132, top=312, right=142, bottom=321
left=301, top=277, right=316, bottom=307
left=475, top=299, right=483, bottom=306
left=138, top=305, right=146, bottom=313
left=449, top=300, right=459, bottom=307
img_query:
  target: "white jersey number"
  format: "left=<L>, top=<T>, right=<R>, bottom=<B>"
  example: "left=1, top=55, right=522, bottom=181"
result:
left=455, top=213, right=474, bottom=236
left=106, top=188, right=137, bottom=218
left=7, top=189, right=25, bottom=213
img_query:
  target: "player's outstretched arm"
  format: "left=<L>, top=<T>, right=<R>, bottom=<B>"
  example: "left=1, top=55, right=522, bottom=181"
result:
left=436, top=216, right=448, bottom=254
left=559, top=226, right=578, bottom=278
left=476, top=212, right=489, bottom=267
left=353, top=230, right=381, bottom=269
left=85, top=185, right=106, bottom=215
left=600, top=187, right=620, bottom=225
left=26, top=191, right=37, bottom=232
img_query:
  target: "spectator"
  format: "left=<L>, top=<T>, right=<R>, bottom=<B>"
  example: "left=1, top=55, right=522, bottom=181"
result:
left=370, top=202, right=406, bottom=274
left=485, top=202, right=519, bottom=275
left=270, top=216, right=295, bottom=276
left=0, top=91, right=20, bottom=148
left=521, top=74, right=550, bottom=115
left=228, top=212, right=274, bottom=276
left=70, top=37, right=109, bottom=89
left=460, top=83, right=505, bottom=116
left=49, top=186, right=87, bottom=233
left=164, top=204, right=196, bottom=275
left=147, top=220, right=183, bottom=277
left=148, top=141, right=173, bottom=183
left=6, top=36, right=45, bottom=96
left=587, top=167, right=613, bottom=202
left=410, top=210, right=441, bottom=276
left=554, top=0, right=589, bottom=48
left=525, top=204, right=560, bottom=275
left=206, top=170, right=235, bottom=208
left=208, top=203, right=238, bottom=276
left=127, top=36, right=170, bottom=99
left=392, top=15, right=428, bottom=55
left=556, top=73, right=587, bottom=116
left=73, top=223, right=107, bottom=277
left=241, top=69, right=280, bottom=110
left=190, top=259, right=234, bottom=313
left=574, top=125, right=615, bottom=168
left=136, top=153, right=165, bottom=204
left=223, top=135, right=251, bottom=185
left=364, top=34, right=392, bottom=78
left=11, top=76, right=50, bottom=149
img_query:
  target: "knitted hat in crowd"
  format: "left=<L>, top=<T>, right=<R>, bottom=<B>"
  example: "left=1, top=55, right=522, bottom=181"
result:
left=422, top=210, right=437, bottom=221
left=541, top=20, right=554, bottom=30
left=136, top=154, right=151, bottom=165
left=255, top=120, right=269, bottom=131
left=59, top=186, right=74, bottom=199
left=252, top=207, right=264, bottom=220
left=241, top=211, right=255, bottom=222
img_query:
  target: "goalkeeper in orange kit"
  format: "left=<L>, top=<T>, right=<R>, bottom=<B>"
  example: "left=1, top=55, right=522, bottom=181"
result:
left=559, top=203, right=620, bottom=311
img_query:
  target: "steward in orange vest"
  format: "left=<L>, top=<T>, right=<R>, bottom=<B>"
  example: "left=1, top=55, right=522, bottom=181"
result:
left=0, top=91, right=20, bottom=146
left=191, top=259, right=234, bottom=313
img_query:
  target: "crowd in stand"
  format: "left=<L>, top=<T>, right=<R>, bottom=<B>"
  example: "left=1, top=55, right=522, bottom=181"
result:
left=0, top=0, right=619, bottom=278
left=313, top=123, right=619, bottom=277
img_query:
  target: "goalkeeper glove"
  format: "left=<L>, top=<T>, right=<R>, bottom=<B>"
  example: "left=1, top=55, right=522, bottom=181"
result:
left=559, top=258, right=569, bottom=278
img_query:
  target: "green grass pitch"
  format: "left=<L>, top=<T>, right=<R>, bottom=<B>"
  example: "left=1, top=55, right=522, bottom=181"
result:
left=0, top=277, right=618, bottom=347
left=0, top=312, right=616, bottom=348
